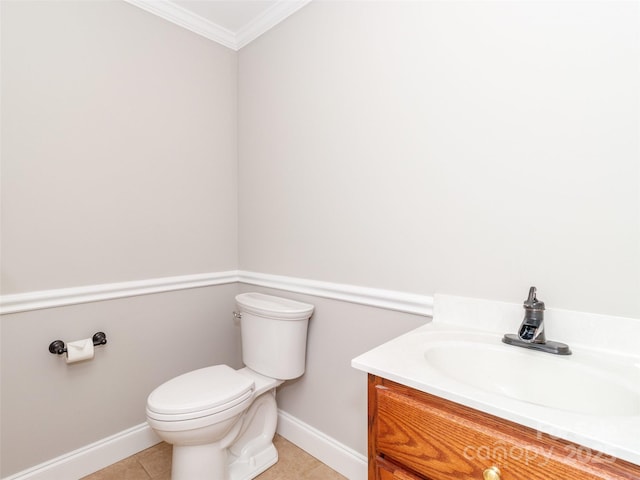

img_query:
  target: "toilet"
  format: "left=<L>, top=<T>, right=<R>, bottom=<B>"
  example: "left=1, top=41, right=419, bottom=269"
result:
left=146, top=292, right=314, bottom=480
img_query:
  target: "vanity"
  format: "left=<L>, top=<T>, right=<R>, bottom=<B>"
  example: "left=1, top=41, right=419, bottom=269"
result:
left=353, top=294, right=640, bottom=480
left=369, top=375, right=640, bottom=480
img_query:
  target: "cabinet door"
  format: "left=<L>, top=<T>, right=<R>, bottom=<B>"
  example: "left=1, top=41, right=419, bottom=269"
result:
left=377, top=457, right=425, bottom=480
left=369, top=375, right=640, bottom=480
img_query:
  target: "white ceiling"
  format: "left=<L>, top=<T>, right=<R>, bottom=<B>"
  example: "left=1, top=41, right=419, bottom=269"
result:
left=125, top=0, right=311, bottom=50
left=173, top=1, right=280, bottom=32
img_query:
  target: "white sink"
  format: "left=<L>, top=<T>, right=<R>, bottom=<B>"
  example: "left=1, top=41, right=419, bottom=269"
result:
left=423, top=332, right=640, bottom=416
left=352, top=295, right=640, bottom=465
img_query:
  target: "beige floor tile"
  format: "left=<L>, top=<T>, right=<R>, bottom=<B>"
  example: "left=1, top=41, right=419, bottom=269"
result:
left=274, top=435, right=320, bottom=471
left=304, top=462, right=348, bottom=480
left=80, top=434, right=346, bottom=480
left=136, top=442, right=172, bottom=478
left=256, top=436, right=346, bottom=480
left=80, top=456, right=151, bottom=480
left=150, top=469, right=172, bottom=480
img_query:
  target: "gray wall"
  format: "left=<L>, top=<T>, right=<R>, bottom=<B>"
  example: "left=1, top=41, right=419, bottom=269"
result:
left=1, top=0, right=238, bottom=294
left=2, top=0, right=639, bottom=477
left=1, top=286, right=242, bottom=476
left=237, top=284, right=425, bottom=455
left=238, top=0, right=640, bottom=319
left=1, top=1, right=240, bottom=476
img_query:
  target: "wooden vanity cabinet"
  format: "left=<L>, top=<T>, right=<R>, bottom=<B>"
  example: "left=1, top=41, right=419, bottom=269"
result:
left=368, top=375, right=640, bottom=480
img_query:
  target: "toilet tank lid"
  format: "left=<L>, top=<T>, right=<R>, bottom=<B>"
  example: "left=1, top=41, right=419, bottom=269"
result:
left=147, top=365, right=254, bottom=416
left=236, top=293, right=314, bottom=320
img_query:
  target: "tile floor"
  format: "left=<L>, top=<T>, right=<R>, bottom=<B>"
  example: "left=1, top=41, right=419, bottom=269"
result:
left=81, top=435, right=347, bottom=480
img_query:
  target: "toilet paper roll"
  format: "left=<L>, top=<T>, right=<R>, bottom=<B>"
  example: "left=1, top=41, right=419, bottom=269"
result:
left=65, top=338, right=95, bottom=364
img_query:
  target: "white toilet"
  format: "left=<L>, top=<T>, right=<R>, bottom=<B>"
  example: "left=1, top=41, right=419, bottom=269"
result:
left=146, top=292, right=314, bottom=480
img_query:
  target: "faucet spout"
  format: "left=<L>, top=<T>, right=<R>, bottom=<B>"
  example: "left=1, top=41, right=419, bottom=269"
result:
left=502, top=287, right=571, bottom=355
left=517, top=286, right=546, bottom=343
left=524, top=286, right=538, bottom=309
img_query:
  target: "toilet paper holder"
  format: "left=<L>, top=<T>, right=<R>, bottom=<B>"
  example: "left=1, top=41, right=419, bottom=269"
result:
left=48, top=332, right=107, bottom=355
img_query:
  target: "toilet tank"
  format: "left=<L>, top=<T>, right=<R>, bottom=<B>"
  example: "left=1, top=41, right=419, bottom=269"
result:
left=236, top=293, right=314, bottom=380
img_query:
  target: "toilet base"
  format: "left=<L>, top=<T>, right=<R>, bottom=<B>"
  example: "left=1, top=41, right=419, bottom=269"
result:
left=228, top=387, right=280, bottom=480
left=163, top=388, right=281, bottom=480
left=172, top=443, right=228, bottom=480
left=228, top=442, right=278, bottom=480
left=169, top=438, right=277, bottom=480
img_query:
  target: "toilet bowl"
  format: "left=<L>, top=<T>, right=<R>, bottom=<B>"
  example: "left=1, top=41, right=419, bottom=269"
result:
left=146, top=293, right=314, bottom=480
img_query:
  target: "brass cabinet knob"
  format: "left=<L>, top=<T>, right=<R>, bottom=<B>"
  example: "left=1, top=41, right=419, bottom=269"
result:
left=483, top=466, right=501, bottom=480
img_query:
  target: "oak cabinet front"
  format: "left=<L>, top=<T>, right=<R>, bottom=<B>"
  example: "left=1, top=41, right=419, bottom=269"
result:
left=368, top=375, right=640, bottom=480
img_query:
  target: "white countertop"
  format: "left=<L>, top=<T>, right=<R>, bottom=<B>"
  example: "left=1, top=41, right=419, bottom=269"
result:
left=351, top=294, right=640, bottom=466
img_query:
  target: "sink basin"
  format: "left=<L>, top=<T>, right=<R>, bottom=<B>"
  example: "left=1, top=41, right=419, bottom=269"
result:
left=423, top=333, right=640, bottom=416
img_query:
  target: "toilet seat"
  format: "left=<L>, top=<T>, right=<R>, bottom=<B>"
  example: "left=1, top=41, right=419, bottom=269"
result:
left=147, top=365, right=254, bottom=422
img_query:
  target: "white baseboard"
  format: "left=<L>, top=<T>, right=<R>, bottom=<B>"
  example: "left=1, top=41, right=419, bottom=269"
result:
left=277, top=410, right=367, bottom=480
left=1, top=424, right=160, bottom=480
left=2, top=414, right=366, bottom=480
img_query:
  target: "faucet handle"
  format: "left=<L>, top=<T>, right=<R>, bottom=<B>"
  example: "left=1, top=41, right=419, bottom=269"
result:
left=524, top=286, right=545, bottom=310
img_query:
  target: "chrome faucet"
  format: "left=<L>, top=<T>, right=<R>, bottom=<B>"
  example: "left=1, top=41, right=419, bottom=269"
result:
left=518, top=286, right=546, bottom=343
left=502, top=287, right=571, bottom=355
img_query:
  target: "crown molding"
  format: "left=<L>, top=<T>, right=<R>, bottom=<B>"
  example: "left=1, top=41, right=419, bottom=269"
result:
left=235, top=0, right=312, bottom=50
left=124, top=0, right=311, bottom=51
left=124, top=0, right=237, bottom=49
